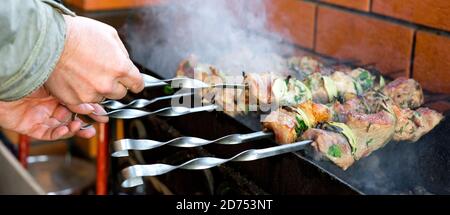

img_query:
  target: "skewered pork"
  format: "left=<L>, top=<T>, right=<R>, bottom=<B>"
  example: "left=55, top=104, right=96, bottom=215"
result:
left=175, top=55, right=443, bottom=170
left=393, top=106, right=444, bottom=142
left=302, top=128, right=354, bottom=170
left=262, top=100, right=331, bottom=144
left=382, top=77, right=424, bottom=109
left=176, top=57, right=244, bottom=111
left=264, top=91, right=443, bottom=169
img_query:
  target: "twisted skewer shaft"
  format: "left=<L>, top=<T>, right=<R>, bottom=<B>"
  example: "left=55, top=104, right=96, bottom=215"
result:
left=112, top=131, right=274, bottom=157
left=120, top=140, right=312, bottom=188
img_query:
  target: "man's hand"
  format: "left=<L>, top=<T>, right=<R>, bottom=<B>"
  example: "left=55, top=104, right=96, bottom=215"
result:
left=44, top=15, right=144, bottom=113
left=0, top=87, right=108, bottom=141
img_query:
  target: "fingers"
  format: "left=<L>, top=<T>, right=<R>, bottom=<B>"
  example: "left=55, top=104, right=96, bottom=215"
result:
left=66, top=103, right=96, bottom=115
left=42, top=103, right=106, bottom=140
left=52, top=105, right=73, bottom=122
left=61, top=116, right=96, bottom=139
left=75, top=126, right=96, bottom=139
left=29, top=124, right=71, bottom=141
left=103, top=80, right=128, bottom=100
left=51, top=126, right=71, bottom=140
left=117, top=62, right=144, bottom=94
left=29, top=105, right=96, bottom=140
left=27, top=115, right=99, bottom=140
left=37, top=117, right=96, bottom=140
left=88, top=104, right=109, bottom=123
left=68, top=120, right=82, bottom=132
left=64, top=119, right=95, bottom=139
left=35, top=118, right=74, bottom=140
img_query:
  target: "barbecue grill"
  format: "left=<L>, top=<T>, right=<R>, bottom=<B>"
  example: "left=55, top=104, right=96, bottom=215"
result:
left=76, top=3, right=450, bottom=195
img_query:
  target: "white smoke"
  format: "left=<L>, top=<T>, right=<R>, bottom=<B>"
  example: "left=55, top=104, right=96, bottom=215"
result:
left=124, top=0, right=292, bottom=77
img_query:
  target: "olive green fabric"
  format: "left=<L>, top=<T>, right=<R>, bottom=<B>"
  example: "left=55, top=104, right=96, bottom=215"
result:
left=0, top=0, right=75, bottom=101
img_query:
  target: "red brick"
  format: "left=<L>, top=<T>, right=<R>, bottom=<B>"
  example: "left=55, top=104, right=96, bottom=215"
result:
left=413, top=31, right=450, bottom=94
left=266, top=0, right=316, bottom=49
left=315, top=6, right=414, bottom=77
left=65, top=0, right=164, bottom=11
left=372, top=0, right=450, bottom=32
left=321, top=0, right=370, bottom=11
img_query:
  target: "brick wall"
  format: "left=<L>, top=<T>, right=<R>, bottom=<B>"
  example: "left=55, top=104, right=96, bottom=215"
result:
left=64, top=0, right=162, bottom=11
left=65, top=0, right=450, bottom=94
left=267, top=0, right=450, bottom=94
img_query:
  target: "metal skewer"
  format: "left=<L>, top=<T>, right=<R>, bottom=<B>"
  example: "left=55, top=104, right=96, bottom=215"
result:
left=95, top=105, right=217, bottom=119
left=143, top=73, right=246, bottom=89
left=79, top=105, right=217, bottom=129
left=112, top=131, right=274, bottom=157
left=101, top=92, right=194, bottom=109
left=120, top=139, right=312, bottom=188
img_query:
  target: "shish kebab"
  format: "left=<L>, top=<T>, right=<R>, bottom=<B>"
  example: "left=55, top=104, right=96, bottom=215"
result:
left=176, top=55, right=423, bottom=110
left=171, top=55, right=444, bottom=170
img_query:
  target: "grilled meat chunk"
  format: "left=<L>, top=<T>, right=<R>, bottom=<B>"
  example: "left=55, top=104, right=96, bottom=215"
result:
left=302, top=128, right=354, bottom=170
left=382, top=77, right=424, bottom=109
left=393, top=106, right=444, bottom=142
left=176, top=57, right=197, bottom=78
left=244, top=72, right=279, bottom=105
left=262, top=100, right=331, bottom=144
left=301, top=109, right=395, bottom=170
left=343, top=110, right=396, bottom=159
left=177, top=59, right=244, bottom=111
left=287, top=56, right=323, bottom=76
left=262, top=108, right=298, bottom=144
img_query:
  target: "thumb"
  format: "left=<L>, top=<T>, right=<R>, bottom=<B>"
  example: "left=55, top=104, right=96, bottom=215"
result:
left=66, top=103, right=96, bottom=115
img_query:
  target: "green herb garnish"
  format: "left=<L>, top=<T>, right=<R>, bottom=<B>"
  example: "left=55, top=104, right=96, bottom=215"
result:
left=163, top=85, right=174, bottom=94
left=358, top=71, right=369, bottom=80
left=365, top=138, right=373, bottom=147
left=328, top=144, right=342, bottom=158
left=294, top=95, right=302, bottom=103
left=414, top=111, right=422, bottom=118
left=295, top=116, right=308, bottom=137
left=182, top=61, right=191, bottom=70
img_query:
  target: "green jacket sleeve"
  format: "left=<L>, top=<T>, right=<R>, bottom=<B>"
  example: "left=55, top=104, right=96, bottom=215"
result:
left=0, top=0, right=75, bottom=101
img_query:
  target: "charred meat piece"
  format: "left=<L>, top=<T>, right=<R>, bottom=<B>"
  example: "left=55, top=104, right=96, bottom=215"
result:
left=176, top=55, right=199, bottom=78
left=302, top=128, right=354, bottom=170
left=343, top=110, right=396, bottom=160
left=393, top=106, right=444, bottom=142
left=333, top=89, right=418, bottom=117
left=301, top=109, right=395, bottom=170
left=262, top=108, right=298, bottom=144
left=382, top=77, right=424, bottom=109
left=262, top=100, right=331, bottom=144
left=287, top=56, right=324, bottom=77
left=204, top=67, right=245, bottom=111
left=177, top=60, right=244, bottom=111
left=244, top=72, right=280, bottom=105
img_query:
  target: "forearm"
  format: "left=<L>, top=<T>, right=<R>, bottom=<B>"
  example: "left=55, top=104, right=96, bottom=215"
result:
left=0, top=0, right=73, bottom=101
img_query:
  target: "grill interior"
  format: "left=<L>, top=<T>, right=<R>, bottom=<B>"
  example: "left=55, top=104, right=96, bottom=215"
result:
left=72, top=3, right=450, bottom=195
